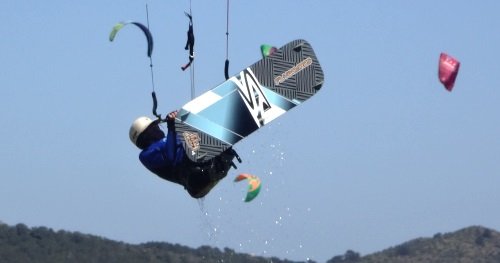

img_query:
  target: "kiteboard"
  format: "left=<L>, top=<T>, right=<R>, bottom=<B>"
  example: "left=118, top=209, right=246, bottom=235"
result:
left=175, top=39, right=324, bottom=163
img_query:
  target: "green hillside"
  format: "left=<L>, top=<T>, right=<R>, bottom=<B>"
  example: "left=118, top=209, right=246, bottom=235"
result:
left=0, top=222, right=306, bottom=263
left=327, top=226, right=500, bottom=263
left=2, top=221, right=500, bottom=263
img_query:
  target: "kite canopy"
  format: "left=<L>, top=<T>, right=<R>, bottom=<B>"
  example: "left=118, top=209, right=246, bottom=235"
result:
left=109, top=21, right=154, bottom=58
left=234, top=174, right=261, bottom=202
left=260, top=44, right=278, bottom=58
left=438, top=53, right=460, bottom=92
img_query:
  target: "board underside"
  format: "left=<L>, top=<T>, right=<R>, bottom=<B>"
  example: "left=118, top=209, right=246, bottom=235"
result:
left=175, top=39, right=324, bottom=163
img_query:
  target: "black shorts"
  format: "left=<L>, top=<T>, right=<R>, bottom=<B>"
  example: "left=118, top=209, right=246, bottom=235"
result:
left=182, top=150, right=236, bottom=198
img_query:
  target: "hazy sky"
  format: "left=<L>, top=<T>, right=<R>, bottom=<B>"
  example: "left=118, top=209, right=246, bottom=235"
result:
left=1, top=1, right=499, bottom=262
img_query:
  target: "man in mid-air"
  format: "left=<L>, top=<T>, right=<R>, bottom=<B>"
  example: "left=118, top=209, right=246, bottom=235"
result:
left=129, top=111, right=236, bottom=198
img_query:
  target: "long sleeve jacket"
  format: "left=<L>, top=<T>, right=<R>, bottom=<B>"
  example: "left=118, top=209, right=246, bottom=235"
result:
left=139, top=123, right=186, bottom=185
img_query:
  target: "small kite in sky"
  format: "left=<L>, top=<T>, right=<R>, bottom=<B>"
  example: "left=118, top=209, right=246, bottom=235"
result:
left=438, top=53, right=460, bottom=92
left=109, top=21, right=154, bottom=58
left=260, top=44, right=278, bottom=58
left=234, top=174, right=261, bottom=202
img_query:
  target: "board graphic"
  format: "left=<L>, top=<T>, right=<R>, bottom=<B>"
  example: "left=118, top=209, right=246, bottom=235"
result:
left=175, top=39, right=324, bottom=163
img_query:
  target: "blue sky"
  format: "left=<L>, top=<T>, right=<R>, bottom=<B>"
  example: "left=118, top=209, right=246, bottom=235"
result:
left=1, top=1, right=500, bottom=262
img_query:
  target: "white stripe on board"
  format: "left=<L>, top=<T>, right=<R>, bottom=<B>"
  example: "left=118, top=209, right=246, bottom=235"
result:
left=182, top=91, right=222, bottom=114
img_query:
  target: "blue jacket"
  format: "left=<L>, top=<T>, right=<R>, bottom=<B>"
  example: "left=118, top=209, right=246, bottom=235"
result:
left=139, top=128, right=186, bottom=185
left=138, top=122, right=234, bottom=198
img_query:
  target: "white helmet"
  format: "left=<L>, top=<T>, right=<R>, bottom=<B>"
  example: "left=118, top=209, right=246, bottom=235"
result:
left=129, top=116, right=155, bottom=146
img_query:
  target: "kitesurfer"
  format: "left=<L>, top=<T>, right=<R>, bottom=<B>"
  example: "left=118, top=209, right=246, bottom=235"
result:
left=129, top=111, right=236, bottom=198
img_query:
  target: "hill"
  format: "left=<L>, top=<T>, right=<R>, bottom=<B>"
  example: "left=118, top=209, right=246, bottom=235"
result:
left=2, top=221, right=500, bottom=263
left=0, top=221, right=306, bottom=263
left=327, top=226, right=500, bottom=263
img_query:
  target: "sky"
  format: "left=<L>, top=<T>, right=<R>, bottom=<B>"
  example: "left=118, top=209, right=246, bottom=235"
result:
left=1, top=1, right=499, bottom=262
